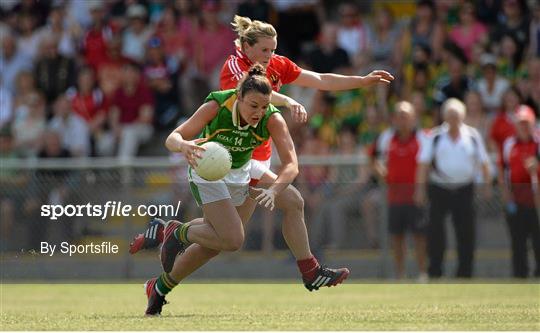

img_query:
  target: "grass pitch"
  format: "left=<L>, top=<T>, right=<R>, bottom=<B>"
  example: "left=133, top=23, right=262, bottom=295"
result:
left=1, top=282, right=539, bottom=330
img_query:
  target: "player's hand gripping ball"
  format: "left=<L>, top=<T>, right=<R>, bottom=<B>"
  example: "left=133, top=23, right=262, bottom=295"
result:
left=194, top=142, right=232, bottom=181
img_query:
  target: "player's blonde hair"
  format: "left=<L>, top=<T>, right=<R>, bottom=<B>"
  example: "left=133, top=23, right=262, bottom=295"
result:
left=231, top=15, right=277, bottom=49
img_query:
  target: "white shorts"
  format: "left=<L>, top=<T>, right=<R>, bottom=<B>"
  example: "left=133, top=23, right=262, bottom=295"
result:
left=188, top=162, right=250, bottom=207
left=250, top=158, right=271, bottom=180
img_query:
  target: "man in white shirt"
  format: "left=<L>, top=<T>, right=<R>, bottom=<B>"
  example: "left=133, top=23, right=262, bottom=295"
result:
left=415, top=98, right=491, bottom=278
left=48, top=94, right=90, bottom=157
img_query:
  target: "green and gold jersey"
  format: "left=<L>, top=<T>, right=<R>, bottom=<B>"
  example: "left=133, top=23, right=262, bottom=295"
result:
left=202, top=89, right=280, bottom=169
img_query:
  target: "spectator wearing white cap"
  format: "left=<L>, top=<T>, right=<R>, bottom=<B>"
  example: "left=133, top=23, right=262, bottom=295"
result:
left=415, top=97, right=491, bottom=278
left=122, top=4, right=153, bottom=63
left=500, top=105, right=540, bottom=278
left=476, top=53, right=510, bottom=112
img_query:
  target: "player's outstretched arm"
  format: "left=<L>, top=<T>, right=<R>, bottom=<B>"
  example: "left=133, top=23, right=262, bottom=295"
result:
left=292, top=69, right=394, bottom=91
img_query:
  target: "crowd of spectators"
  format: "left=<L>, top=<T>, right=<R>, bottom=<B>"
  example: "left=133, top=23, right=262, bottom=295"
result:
left=0, top=0, right=538, bottom=159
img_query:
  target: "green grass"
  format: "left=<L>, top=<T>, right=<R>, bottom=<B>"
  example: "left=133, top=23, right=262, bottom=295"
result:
left=1, top=282, right=539, bottom=330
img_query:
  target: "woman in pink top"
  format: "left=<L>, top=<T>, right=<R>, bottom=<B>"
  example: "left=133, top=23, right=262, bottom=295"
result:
left=449, top=1, right=488, bottom=61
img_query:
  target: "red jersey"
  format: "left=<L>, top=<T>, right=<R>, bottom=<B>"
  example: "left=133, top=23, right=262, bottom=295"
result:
left=503, top=136, right=540, bottom=206
left=489, top=111, right=516, bottom=165
left=112, top=80, right=154, bottom=124
left=219, top=49, right=302, bottom=161
left=82, top=26, right=113, bottom=70
left=66, top=87, right=107, bottom=122
left=372, top=128, right=426, bottom=204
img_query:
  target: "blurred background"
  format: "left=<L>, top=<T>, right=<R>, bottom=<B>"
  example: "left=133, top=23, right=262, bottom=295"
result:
left=1, top=0, right=539, bottom=281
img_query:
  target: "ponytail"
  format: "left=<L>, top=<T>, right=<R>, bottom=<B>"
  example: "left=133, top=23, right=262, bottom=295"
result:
left=238, top=64, right=272, bottom=97
left=231, top=15, right=277, bottom=49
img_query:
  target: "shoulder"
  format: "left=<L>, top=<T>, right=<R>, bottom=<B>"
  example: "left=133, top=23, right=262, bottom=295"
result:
left=267, top=103, right=281, bottom=114
left=223, top=55, right=247, bottom=80
left=502, top=136, right=517, bottom=155
left=374, top=128, right=395, bottom=152
left=205, top=89, right=237, bottom=105
left=270, top=54, right=300, bottom=69
left=463, top=124, right=482, bottom=139
left=415, top=128, right=431, bottom=142
left=430, top=125, right=446, bottom=137
left=271, top=54, right=293, bottom=64
left=266, top=111, right=286, bottom=129
left=378, top=128, right=395, bottom=145
left=503, top=136, right=516, bottom=147
left=196, top=99, right=220, bottom=121
left=65, top=87, right=77, bottom=99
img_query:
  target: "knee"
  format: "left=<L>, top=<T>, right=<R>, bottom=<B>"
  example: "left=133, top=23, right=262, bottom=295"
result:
left=221, top=233, right=244, bottom=251
left=202, top=246, right=221, bottom=258
left=282, top=186, right=304, bottom=212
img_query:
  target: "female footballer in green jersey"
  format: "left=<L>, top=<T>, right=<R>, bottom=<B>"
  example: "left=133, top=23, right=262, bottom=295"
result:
left=143, top=64, right=349, bottom=316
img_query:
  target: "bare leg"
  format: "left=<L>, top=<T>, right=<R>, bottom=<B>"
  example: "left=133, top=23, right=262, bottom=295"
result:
left=391, top=234, right=406, bottom=279
left=259, top=171, right=312, bottom=260
left=261, top=208, right=275, bottom=255
left=169, top=198, right=256, bottom=282
left=169, top=169, right=314, bottom=283
left=361, top=189, right=380, bottom=248
left=413, top=233, right=427, bottom=274
left=184, top=199, right=244, bottom=251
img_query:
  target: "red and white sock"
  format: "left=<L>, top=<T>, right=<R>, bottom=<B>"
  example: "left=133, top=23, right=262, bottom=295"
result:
left=297, top=256, right=320, bottom=281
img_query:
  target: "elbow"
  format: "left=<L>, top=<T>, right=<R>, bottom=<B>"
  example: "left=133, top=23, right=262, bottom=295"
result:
left=291, top=165, right=299, bottom=179
left=164, top=133, right=175, bottom=152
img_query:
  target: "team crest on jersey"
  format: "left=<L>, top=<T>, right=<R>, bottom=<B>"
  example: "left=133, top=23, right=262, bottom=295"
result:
left=270, top=74, right=279, bottom=85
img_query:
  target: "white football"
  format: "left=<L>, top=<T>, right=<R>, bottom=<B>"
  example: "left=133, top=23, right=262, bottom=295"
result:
left=194, top=142, right=232, bottom=181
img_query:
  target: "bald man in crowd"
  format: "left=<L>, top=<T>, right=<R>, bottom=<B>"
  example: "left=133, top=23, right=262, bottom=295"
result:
left=415, top=98, right=491, bottom=279
left=371, top=101, right=429, bottom=281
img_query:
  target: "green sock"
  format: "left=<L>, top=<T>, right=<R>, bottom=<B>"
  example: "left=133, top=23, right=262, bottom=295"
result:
left=155, top=273, right=178, bottom=296
left=174, top=224, right=191, bottom=245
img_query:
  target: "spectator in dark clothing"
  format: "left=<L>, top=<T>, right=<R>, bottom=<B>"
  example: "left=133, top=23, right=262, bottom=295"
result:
left=490, top=0, right=530, bottom=58
left=34, top=35, right=76, bottom=105
left=529, top=2, right=540, bottom=58
left=475, top=0, right=502, bottom=27
left=273, top=1, right=320, bottom=60
left=11, top=0, right=50, bottom=28
left=433, top=44, right=475, bottom=107
left=237, top=0, right=274, bottom=23
left=305, top=22, right=351, bottom=74
left=143, top=36, right=180, bottom=129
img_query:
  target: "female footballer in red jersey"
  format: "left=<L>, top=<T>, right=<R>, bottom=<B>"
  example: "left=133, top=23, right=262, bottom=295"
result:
left=130, top=16, right=394, bottom=308
left=222, top=15, right=394, bottom=174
